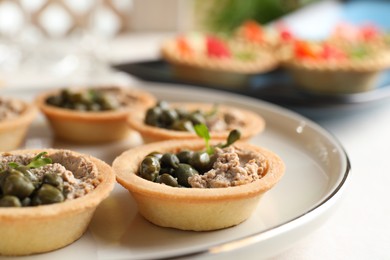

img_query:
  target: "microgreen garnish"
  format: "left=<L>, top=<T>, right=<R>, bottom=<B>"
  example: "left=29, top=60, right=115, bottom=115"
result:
left=8, top=151, right=52, bottom=169
left=204, top=104, right=219, bottom=118
left=194, top=124, right=241, bottom=154
left=194, top=124, right=213, bottom=154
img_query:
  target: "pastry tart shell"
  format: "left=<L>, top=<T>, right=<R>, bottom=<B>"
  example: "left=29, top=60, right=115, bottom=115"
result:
left=113, top=140, right=285, bottom=231
left=283, top=52, right=390, bottom=94
left=36, top=87, right=156, bottom=144
left=0, top=149, right=115, bottom=256
left=127, top=102, right=265, bottom=143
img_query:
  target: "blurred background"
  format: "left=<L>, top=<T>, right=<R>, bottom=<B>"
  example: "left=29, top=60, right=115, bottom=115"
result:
left=0, top=0, right=314, bottom=81
left=1, top=0, right=389, bottom=113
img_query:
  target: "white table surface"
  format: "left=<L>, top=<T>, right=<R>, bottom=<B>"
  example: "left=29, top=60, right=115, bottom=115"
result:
left=1, top=2, right=390, bottom=258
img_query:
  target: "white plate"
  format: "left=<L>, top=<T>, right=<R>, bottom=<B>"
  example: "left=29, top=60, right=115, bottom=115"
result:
left=0, top=82, right=350, bottom=260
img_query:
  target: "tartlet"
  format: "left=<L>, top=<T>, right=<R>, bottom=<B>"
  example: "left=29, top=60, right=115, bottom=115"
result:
left=161, top=33, right=279, bottom=87
left=281, top=23, right=390, bottom=94
left=127, top=102, right=265, bottom=143
left=113, top=140, right=284, bottom=231
left=0, top=97, right=37, bottom=151
left=36, top=86, right=156, bottom=143
left=0, top=149, right=115, bottom=256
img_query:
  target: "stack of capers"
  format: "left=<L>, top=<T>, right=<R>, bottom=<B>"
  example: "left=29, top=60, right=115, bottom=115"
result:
left=144, top=101, right=216, bottom=132
left=46, top=88, right=120, bottom=111
left=139, top=150, right=216, bottom=188
left=0, top=166, right=65, bottom=207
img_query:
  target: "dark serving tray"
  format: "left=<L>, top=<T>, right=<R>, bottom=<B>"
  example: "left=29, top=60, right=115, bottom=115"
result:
left=112, top=59, right=390, bottom=117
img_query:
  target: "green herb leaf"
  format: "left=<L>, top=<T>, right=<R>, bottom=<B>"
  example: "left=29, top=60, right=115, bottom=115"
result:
left=8, top=162, right=20, bottom=169
left=194, top=124, right=213, bottom=154
left=26, top=152, right=52, bottom=169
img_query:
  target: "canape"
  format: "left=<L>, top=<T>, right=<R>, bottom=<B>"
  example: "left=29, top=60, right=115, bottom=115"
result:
left=127, top=101, right=265, bottom=143
left=161, top=33, right=279, bottom=87
left=0, top=149, right=115, bottom=255
left=281, top=23, right=390, bottom=94
left=36, top=86, right=156, bottom=143
left=113, top=139, right=284, bottom=231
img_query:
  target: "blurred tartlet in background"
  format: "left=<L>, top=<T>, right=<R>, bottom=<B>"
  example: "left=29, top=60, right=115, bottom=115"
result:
left=127, top=100, right=265, bottom=143
left=280, top=22, right=390, bottom=94
left=161, top=33, right=279, bottom=88
left=36, top=86, right=156, bottom=144
left=0, top=97, right=37, bottom=151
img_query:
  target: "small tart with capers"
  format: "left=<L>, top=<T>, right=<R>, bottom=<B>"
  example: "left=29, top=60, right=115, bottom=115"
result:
left=127, top=101, right=265, bottom=143
left=36, top=86, right=156, bottom=144
left=0, top=97, right=37, bottom=151
left=113, top=138, right=284, bottom=231
left=0, top=149, right=115, bottom=256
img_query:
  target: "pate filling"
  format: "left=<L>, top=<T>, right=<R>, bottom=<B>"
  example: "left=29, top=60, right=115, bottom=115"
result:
left=0, top=97, right=25, bottom=121
left=0, top=151, right=100, bottom=200
left=188, top=146, right=266, bottom=188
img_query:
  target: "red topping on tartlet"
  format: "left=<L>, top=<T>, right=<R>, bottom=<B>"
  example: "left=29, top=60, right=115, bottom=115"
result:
left=276, top=22, right=294, bottom=42
left=176, top=36, right=193, bottom=56
left=241, top=20, right=264, bottom=43
left=294, top=41, right=346, bottom=61
left=206, top=36, right=231, bottom=58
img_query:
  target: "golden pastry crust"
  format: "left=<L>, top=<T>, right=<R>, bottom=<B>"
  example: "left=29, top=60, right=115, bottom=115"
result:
left=0, top=99, right=37, bottom=151
left=35, top=87, right=156, bottom=143
left=127, top=102, right=265, bottom=143
left=113, top=140, right=284, bottom=231
left=0, top=149, right=115, bottom=256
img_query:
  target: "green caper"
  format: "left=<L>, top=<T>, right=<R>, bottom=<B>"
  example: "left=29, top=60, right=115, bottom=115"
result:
left=60, top=89, right=72, bottom=102
left=173, top=163, right=198, bottom=187
left=171, top=119, right=195, bottom=132
left=43, top=173, right=64, bottom=191
left=188, top=111, right=206, bottom=125
left=139, top=156, right=160, bottom=181
left=157, top=174, right=179, bottom=187
left=159, top=167, right=174, bottom=175
left=145, top=107, right=163, bottom=126
left=32, top=184, right=65, bottom=205
left=176, top=150, right=194, bottom=164
left=175, top=108, right=190, bottom=119
left=46, top=95, right=63, bottom=106
left=147, top=151, right=163, bottom=160
left=69, top=92, right=84, bottom=103
left=21, top=197, right=31, bottom=207
left=225, top=129, right=241, bottom=147
left=74, top=103, right=88, bottom=111
left=156, top=100, right=169, bottom=110
left=100, top=95, right=120, bottom=110
left=88, top=103, right=102, bottom=111
left=0, top=195, right=22, bottom=207
left=160, top=153, right=180, bottom=169
left=16, top=166, right=39, bottom=188
left=189, top=151, right=211, bottom=173
left=160, top=109, right=179, bottom=126
left=2, top=171, right=35, bottom=199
